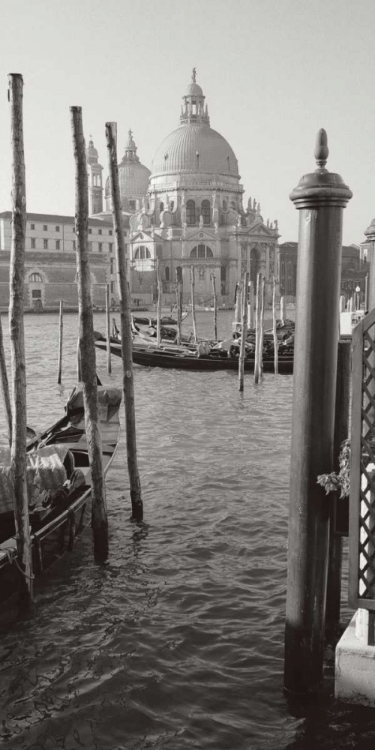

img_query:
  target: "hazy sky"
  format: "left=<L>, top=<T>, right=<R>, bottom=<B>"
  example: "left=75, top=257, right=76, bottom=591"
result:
left=0, top=0, right=374, bottom=245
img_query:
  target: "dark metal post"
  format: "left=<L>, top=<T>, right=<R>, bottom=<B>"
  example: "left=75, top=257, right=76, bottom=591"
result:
left=284, top=130, right=352, bottom=694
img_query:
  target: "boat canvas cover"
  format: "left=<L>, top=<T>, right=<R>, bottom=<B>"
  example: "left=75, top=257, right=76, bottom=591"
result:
left=67, top=386, right=122, bottom=421
left=0, top=444, right=68, bottom=514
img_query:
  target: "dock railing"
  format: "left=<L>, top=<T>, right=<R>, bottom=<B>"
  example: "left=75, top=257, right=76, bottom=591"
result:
left=349, top=307, right=375, bottom=619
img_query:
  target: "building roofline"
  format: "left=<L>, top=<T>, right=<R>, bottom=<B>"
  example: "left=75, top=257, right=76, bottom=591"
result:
left=0, top=211, right=112, bottom=227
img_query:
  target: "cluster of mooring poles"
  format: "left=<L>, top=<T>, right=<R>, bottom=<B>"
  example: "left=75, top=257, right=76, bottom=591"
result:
left=1, top=76, right=145, bottom=606
left=284, top=128, right=352, bottom=694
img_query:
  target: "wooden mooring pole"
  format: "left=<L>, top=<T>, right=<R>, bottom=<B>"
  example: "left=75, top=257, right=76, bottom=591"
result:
left=238, top=272, right=249, bottom=392
left=71, top=106, right=108, bottom=558
left=105, top=121, right=143, bottom=522
left=249, top=281, right=255, bottom=330
left=176, top=280, right=182, bottom=346
left=254, top=273, right=261, bottom=384
left=106, top=285, right=111, bottom=373
left=8, top=73, right=32, bottom=601
left=284, top=129, right=352, bottom=694
left=272, top=276, right=278, bottom=375
left=211, top=273, right=218, bottom=342
left=57, top=300, right=63, bottom=384
left=0, top=314, right=12, bottom=445
left=325, top=340, right=351, bottom=641
left=156, top=259, right=162, bottom=347
left=190, top=266, right=197, bottom=343
left=259, top=275, right=265, bottom=380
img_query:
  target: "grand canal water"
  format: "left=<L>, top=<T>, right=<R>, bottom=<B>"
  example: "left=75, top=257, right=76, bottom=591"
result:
left=0, top=311, right=374, bottom=749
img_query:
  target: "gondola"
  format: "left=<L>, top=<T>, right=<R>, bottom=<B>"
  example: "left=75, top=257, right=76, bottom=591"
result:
left=94, top=337, right=294, bottom=373
left=0, top=383, right=122, bottom=610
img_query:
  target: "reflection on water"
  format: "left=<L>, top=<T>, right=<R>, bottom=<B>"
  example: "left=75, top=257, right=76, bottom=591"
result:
left=0, top=312, right=372, bottom=749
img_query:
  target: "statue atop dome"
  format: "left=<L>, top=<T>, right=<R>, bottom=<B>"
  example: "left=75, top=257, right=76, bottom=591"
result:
left=192, top=67, right=197, bottom=83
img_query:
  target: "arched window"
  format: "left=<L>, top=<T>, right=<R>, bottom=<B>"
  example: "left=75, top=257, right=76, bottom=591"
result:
left=134, top=246, right=151, bottom=260
left=176, top=266, right=182, bottom=282
left=222, top=200, right=227, bottom=211
left=186, top=200, right=196, bottom=225
left=190, top=245, right=213, bottom=259
left=165, top=266, right=170, bottom=282
left=133, top=245, right=153, bottom=272
left=159, top=201, right=164, bottom=213
left=201, top=200, right=210, bottom=225
left=29, top=272, right=43, bottom=283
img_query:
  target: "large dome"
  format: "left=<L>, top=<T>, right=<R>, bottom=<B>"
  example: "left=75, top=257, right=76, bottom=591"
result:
left=151, top=123, right=239, bottom=178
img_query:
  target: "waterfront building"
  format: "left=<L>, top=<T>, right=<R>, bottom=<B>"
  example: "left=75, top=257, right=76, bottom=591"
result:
left=0, top=211, right=112, bottom=311
left=279, top=241, right=368, bottom=301
left=92, top=71, right=280, bottom=307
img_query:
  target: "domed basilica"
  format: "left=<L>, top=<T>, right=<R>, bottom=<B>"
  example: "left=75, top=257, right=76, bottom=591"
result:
left=88, top=70, right=280, bottom=306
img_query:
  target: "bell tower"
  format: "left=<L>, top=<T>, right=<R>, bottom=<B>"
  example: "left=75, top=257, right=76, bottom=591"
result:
left=86, top=136, right=103, bottom=215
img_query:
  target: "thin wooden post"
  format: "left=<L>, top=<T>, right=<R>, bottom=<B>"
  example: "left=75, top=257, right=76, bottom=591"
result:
left=365, top=272, right=369, bottom=311
left=71, top=106, right=108, bottom=558
left=106, top=285, right=111, bottom=373
left=238, top=272, right=249, bottom=392
left=284, top=129, right=352, bottom=694
left=280, top=295, right=285, bottom=325
left=8, top=73, right=32, bottom=601
left=272, top=276, right=278, bottom=375
left=156, top=258, right=162, bottom=347
left=234, top=282, right=241, bottom=322
left=190, top=265, right=197, bottom=343
left=210, top=273, right=218, bottom=342
left=325, top=340, right=351, bottom=641
left=176, top=280, right=182, bottom=345
left=105, top=120, right=143, bottom=522
left=259, top=275, right=265, bottom=379
left=0, top=314, right=12, bottom=445
left=254, top=273, right=261, bottom=384
left=57, top=300, right=63, bottom=384
left=250, top=281, right=255, bottom=329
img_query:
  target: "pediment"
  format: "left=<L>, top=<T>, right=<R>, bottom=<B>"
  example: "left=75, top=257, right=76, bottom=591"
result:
left=132, top=231, right=155, bottom=243
left=247, top=221, right=274, bottom=237
left=185, top=228, right=217, bottom=242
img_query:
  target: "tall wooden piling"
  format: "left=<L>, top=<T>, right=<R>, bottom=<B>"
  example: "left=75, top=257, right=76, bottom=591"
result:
left=211, top=273, right=218, bottom=342
left=325, top=340, right=351, bottom=641
left=57, top=300, right=63, bottom=384
left=238, top=272, right=249, bottom=392
left=272, top=277, right=278, bottom=375
left=8, top=73, right=32, bottom=600
left=284, top=129, right=352, bottom=694
left=106, top=285, right=111, bottom=373
left=105, top=121, right=143, bottom=522
left=190, top=265, right=197, bottom=343
left=71, top=106, right=108, bottom=558
left=156, top=258, right=162, bottom=347
left=0, top=314, right=12, bottom=445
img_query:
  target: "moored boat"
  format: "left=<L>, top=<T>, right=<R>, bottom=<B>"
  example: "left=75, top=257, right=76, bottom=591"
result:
left=0, top=384, right=122, bottom=612
left=94, top=336, right=294, bottom=373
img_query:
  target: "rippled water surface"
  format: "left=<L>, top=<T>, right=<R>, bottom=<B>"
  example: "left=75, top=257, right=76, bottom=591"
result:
left=0, top=311, right=374, bottom=750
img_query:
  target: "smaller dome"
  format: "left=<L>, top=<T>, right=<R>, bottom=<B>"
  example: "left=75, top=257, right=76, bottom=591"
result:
left=185, top=82, right=203, bottom=98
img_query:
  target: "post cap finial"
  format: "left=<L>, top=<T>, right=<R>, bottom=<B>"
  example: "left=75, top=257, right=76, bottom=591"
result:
left=314, top=128, right=329, bottom=169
